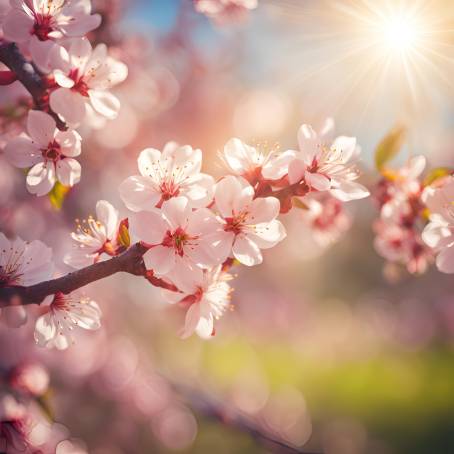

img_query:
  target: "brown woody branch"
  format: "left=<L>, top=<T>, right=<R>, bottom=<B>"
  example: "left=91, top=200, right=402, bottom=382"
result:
left=0, top=41, right=66, bottom=130
left=0, top=243, right=165, bottom=307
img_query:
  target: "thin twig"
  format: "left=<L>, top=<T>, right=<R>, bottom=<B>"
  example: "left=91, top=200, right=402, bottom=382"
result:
left=0, top=41, right=66, bottom=130
left=172, top=382, right=321, bottom=454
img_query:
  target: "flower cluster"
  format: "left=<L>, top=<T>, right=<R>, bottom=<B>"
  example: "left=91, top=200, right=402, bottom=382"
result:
left=2, top=0, right=128, bottom=195
left=111, top=121, right=368, bottom=337
left=194, top=0, right=258, bottom=25
left=1, top=120, right=369, bottom=344
left=372, top=156, right=433, bottom=274
left=422, top=176, right=454, bottom=273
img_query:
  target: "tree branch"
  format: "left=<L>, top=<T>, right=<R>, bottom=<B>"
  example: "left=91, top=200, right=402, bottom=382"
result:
left=0, top=41, right=66, bottom=130
left=172, top=382, right=321, bottom=454
left=0, top=243, right=151, bottom=307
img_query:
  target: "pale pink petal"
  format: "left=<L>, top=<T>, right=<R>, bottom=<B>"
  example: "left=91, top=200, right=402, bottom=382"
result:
left=330, top=136, right=357, bottom=163
left=222, top=137, right=258, bottom=174
left=262, top=149, right=295, bottom=180
left=54, top=70, right=75, bottom=88
left=129, top=211, right=167, bottom=245
left=2, top=10, right=33, bottom=43
left=215, top=176, right=253, bottom=218
left=305, top=171, right=331, bottom=191
left=67, top=36, right=92, bottom=70
left=297, top=124, right=319, bottom=162
left=143, top=246, right=175, bottom=275
left=26, top=162, right=55, bottom=196
left=56, top=158, right=81, bottom=187
left=88, top=89, right=120, bottom=119
left=181, top=173, right=214, bottom=208
left=55, top=130, right=82, bottom=157
left=422, top=220, right=452, bottom=249
left=50, top=87, right=87, bottom=125
left=181, top=303, right=201, bottom=339
left=27, top=110, right=55, bottom=147
left=4, top=137, right=41, bottom=168
left=195, top=314, right=214, bottom=339
left=96, top=200, right=118, bottom=239
left=247, top=219, right=286, bottom=248
left=330, top=180, right=370, bottom=201
left=232, top=235, right=262, bottom=266
left=29, top=36, right=57, bottom=71
left=58, top=13, right=101, bottom=36
left=287, top=159, right=306, bottom=185
left=137, top=148, right=162, bottom=177
left=436, top=246, right=454, bottom=273
left=247, top=196, right=280, bottom=224
left=34, top=313, right=56, bottom=347
left=119, top=175, right=161, bottom=211
left=161, top=197, right=191, bottom=229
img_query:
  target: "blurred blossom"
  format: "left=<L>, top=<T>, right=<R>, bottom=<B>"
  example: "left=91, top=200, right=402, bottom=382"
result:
left=151, top=405, right=198, bottom=451
left=322, top=419, right=368, bottom=454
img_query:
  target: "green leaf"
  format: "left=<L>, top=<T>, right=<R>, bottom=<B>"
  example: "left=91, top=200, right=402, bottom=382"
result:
left=375, top=125, right=406, bottom=173
left=48, top=182, right=70, bottom=210
left=423, top=167, right=452, bottom=186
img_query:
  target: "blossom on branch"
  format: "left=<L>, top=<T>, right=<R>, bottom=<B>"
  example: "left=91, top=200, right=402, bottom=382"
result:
left=130, top=196, right=224, bottom=276
left=64, top=200, right=125, bottom=268
left=422, top=176, right=454, bottom=273
left=4, top=110, right=81, bottom=195
left=49, top=37, right=128, bottom=125
left=34, top=292, right=101, bottom=350
left=163, top=265, right=233, bottom=339
left=120, top=142, right=214, bottom=211
left=0, top=232, right=53, bottom=288
left=220, top=137, right=295, bottom=184
left=213, top=176, right=286, bottom=266
left=288, top=120, right=369, bottom=201
left=2, top=0, right=101, bottom=70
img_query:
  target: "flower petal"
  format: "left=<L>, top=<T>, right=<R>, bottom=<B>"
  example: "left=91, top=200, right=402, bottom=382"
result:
left=56, top=158, right=81, bottom=187
left=232, top=235, right=262, bottom=266
left=27, top=110, right=56, bottom=147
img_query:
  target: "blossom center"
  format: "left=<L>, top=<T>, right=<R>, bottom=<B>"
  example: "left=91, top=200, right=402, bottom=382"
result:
left=32, top=13, right=54, bottom=41
left=162, top=227, right=195, bottom=256
left=224, top=212, right=248, bottom=235
left=41, top=141, right=61, bottom=162
left=159, top=181, right=180, bottom=201
left=69, top=69, right=90, bottom=97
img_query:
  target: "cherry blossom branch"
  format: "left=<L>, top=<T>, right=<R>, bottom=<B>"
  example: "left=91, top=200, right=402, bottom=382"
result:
left=0, top=243, right=177, bottom=308
left=0, top=41, right=66, bottom=130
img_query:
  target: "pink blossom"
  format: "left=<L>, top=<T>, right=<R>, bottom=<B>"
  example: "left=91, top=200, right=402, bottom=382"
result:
left=34, top=292, right=101, bottom=350
left=0, top=394, right=32, bottom=453
left=0, top=232, right=53, bottom=287
left=163, top=265, right=233, bottom=339
left=299, top=196, right=352, bottom=247
left=288, top=120, right=369, bottom=201
left=130, top=197, right=224, bottom=276
left=194, top=0, right=258, bottom=25
left=49, top=37, right=128, bottom=126
left=213, top=176, right=286, bottom=266
left=120, top=142, right=214, bottom=211
left=422, top=176, right=454, bottom=273
left=2, top=0, right=101, bottom=70
left=64, top=200, right=121, bottom=268
left=10, top=363, right=49, bottom=396
left=4, top=110, right=81, bottom=195
left=220, top=137, right=295, bottom=183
